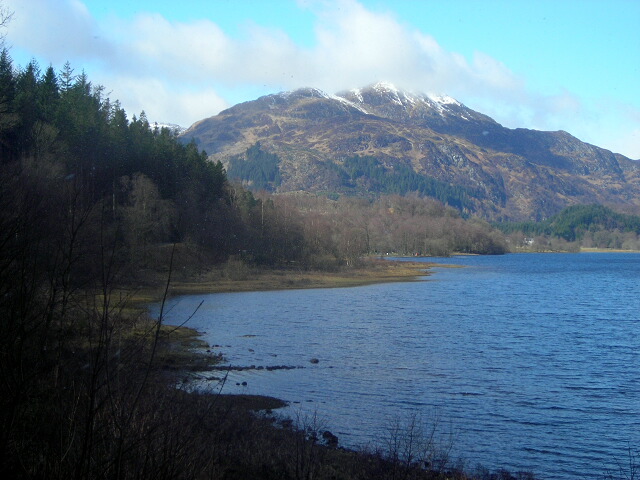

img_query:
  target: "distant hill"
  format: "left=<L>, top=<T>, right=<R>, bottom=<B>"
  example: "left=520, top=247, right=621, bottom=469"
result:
left=496, top=204, right=640, bottom=242
left=180, top=82, right=640, bottom=221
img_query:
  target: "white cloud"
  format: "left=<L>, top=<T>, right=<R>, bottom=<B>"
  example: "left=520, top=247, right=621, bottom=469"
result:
left=5, top=0, right=113, bottom=62
left=96, top=74, right=229, bottom=127
left=308, top=0, right=416, bottom=88
left=121, top=14, right=234, bottom=81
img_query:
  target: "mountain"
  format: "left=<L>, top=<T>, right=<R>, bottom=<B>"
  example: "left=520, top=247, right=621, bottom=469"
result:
left=180, top=82, right=640, bottom=221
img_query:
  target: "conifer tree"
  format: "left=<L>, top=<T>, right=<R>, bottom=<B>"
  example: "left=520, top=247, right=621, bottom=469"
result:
left=0, top=48, right=16, bottom=160
left=39, top=65, right=60, bottom=122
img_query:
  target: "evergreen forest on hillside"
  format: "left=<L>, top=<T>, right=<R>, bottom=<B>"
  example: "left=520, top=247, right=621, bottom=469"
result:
left=496, top=204, right=640, bottom=251
left=227, top=145, right=477, bottom=210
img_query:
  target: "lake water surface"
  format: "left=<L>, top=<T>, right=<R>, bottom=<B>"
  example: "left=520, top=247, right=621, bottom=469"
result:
left=151, top=253, right=640, bottom=479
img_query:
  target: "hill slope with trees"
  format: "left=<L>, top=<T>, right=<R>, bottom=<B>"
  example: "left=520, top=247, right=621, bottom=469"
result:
left=497, top=204, right=640, bottom=251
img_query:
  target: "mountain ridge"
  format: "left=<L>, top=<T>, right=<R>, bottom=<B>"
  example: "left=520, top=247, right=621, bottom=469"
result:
left=180, top=82, right=640, bottom=221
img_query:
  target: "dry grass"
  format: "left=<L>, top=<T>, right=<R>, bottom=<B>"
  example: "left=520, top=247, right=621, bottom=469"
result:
left=167, top=258, right=436, bottom=296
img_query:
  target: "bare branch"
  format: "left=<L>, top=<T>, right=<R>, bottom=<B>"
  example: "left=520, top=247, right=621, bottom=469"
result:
left=0, top=3, right=13, bottom=46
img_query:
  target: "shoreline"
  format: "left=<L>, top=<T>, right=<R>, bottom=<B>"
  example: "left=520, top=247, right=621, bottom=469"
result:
left=90, top=253, right=634, bottom=478
left=579, top=247, right=640, bottom=253
left=170, top=258, right=434, bottom=295
left=130, top=248, right=636, bottom=306
left=139, top=259, right=443, bottom=432
left=132, top=258, right=438, bottom=303
left=141, top=259, right=442, bottom=409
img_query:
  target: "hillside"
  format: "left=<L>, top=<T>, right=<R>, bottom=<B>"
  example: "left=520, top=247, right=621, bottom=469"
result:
left=181, top=82, right=640, bottom=221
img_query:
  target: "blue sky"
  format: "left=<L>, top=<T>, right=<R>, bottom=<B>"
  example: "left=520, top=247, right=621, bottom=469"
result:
left=3, top=0, right=639, bottom=158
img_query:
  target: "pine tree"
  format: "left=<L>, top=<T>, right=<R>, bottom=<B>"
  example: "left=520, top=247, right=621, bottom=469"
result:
left=0, top=48, right=16, bottom=160
left=14, top=60, right=41, bottom=156
left=58, top=61, right=75, bottom=93
left=39, top=65, right=59, bottom=123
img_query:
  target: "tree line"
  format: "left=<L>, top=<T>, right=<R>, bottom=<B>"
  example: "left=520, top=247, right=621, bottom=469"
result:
left=341, top=154, right=475, bottom=210
left=495, top=204, right=640, bottom=251
left=226, top=142, right=282, bottom=191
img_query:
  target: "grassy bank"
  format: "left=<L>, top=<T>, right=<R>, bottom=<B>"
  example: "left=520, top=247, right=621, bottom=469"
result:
left=124, top=257, right=436, bottom=306
left=171, top=258, right=433, bottom=295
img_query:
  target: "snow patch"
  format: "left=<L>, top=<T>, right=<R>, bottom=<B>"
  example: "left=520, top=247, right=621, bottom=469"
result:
left=329, top=93, right=370, bottom=114
left=276, top=87, right=369, bottom=114
left=372, top=81, right=399, bottom=93
left=310, top=87, right=332, bottom=99
left=427, top=93, right=461, bottom=107
left=152, top=122, right=185, bottom=135
left=350, top=88, right=364, bottom=103
left=372, top=82, right=404, bottom=106
left=401, top=92, right=417, bottom=106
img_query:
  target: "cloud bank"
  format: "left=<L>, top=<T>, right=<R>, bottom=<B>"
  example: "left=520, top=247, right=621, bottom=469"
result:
left=4, top=0, right=639, bottom=158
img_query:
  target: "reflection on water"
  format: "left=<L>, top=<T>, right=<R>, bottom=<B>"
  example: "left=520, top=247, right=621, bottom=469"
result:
left=150, top=253, right=640, bottom=480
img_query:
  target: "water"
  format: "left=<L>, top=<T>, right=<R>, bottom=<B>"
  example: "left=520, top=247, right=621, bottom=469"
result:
left=150, top=253, right=640, bottom=479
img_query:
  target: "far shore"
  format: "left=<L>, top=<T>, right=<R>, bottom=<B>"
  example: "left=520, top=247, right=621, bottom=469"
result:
left=579, top=247, right=640, bottom=253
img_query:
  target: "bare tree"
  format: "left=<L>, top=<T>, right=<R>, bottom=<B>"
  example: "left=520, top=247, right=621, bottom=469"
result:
left=0, top=2, right=13, bottom=47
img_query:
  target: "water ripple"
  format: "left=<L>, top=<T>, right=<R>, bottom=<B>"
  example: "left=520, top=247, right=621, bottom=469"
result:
left=152, top=253, right=640, bottom=480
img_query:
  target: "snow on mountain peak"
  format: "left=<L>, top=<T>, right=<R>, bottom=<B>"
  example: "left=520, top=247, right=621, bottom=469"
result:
left=427, top=93, right=461, bottom=107
left=361, top=83, right=463, bottom=112
left=370, top=81, right=406, bottom=106
left=372, top=81, right=399, bottom=93
left=350, top=87, right=364, bottom=103
left=274, top=84, right=468, bottom=120
left=328, top=92, right=370, bottom=114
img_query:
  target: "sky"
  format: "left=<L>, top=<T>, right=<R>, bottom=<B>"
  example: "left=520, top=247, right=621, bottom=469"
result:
left=2, top=0, right=640, bottom=159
